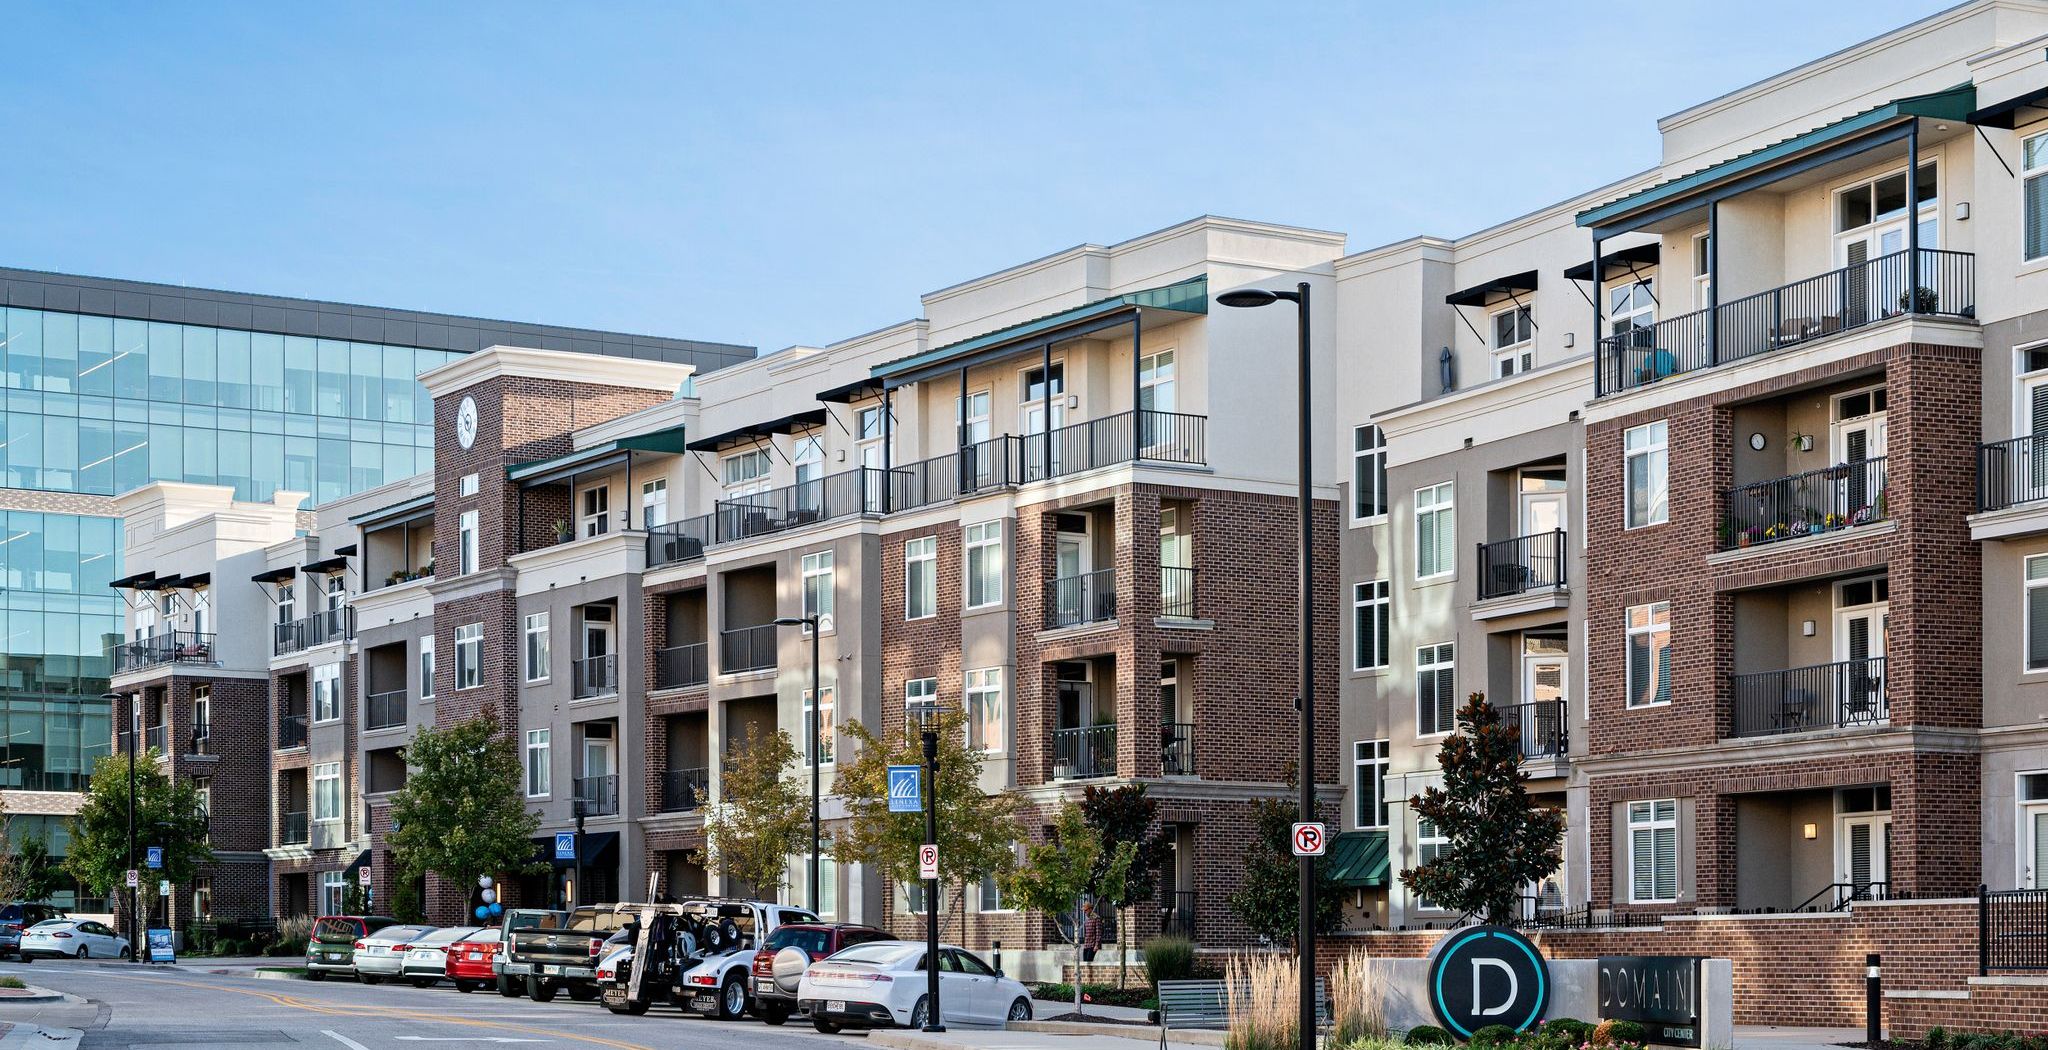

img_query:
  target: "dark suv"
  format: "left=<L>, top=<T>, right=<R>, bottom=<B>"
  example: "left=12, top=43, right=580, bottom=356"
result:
left=0, top=903, right=62, bottom=960
left=749, top=923, right=890, bottom=1025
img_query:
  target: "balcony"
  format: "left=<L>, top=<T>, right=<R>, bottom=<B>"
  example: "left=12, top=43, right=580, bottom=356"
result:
left=1476, top=531, right=1568, bottom=601
left=573, top=655, right=618, bottom=700
left=714, top=469, right=878, bottom=545
left=1051, top=725, right=1116, bottom=780
left=1046, top=569, right=1116, bottom=630
left=364, top=690, right=406, bottom=731
left=1160, top=722, right=1195, bottom=777
left=886, top=436, right=1023, bottom=512
left=1160, top=565, right=1196, bottom=619
left=719, top=624, right=776, bottom=675
left=145, top=724, right=167, bottom=753
left=111, top=631, right=217, bottom=674
left=1729, top=656, right=1888, bottom=738
left=655, top=643, right=708, bottom=690
left=1595, top=249, right=1974, bottom=397
left=1499, top=700, right=1567, bottom=760
left=1019, top=410, right=1208, bottom=482
left=189, top=730, right=213, bottom=757
left=646, top=513, right=714, bottom=567
left=281, top=811, right=309, bottom=846
left=277, top=712, right=308, bottom=750
left=1978, top=435, right=2048, bottom=514
left=573, top=774, right=619, bottom=818
left=661, top=767, right=709, bottom=813
left=1721, top=458, right=1888, bottom=551
left=274, top=607, right=356, bottom=656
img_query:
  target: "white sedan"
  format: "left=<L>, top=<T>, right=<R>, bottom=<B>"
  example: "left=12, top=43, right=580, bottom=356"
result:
left=400, top=926, right=483, bottom=987
left=797, top=941, right=1030, bottom=1033
left=351, top=924, right=439, bottom=984
left=20, top=919, right=130, bottom=961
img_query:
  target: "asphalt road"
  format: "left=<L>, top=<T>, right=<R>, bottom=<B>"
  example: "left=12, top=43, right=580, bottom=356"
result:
left=0, top=959, right=937, bottom=1049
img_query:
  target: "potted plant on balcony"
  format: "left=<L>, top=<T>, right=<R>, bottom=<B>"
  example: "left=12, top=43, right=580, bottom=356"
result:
left=1763, top=522, right=1788, bottom=543
left=552, top=519, right=573, bottom=543
left=1739, top=525, right=1762, bottom=548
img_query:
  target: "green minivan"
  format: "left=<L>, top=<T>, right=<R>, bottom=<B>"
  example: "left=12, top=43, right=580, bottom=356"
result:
left=305, top=915, right=400, bottom=981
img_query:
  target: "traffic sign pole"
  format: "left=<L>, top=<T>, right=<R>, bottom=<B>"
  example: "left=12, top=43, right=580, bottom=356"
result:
left=920, top=726, right=943, bottom=1032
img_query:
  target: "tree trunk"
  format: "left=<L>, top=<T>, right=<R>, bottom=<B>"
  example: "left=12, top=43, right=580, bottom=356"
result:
left=1117, top=904, right=1128, bottom=989
left=1073, top=902, right=1084, bottom=1017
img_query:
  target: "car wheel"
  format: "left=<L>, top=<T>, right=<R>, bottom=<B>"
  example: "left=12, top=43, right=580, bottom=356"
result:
left=761, top=1001, right=790, bottom=1026
left=567, top=984, right=599, bottom=1003
left=75, top=945, right=88, bottom=960
left=121, top=947, right=133, bottom=962
left=410, top=977, right=436, bottom=989
left=908, top=995, right=930, bottom=1029
left=496, top=976, right=521, bottom=998
left=527, top=977, right=556, bottom=1002
left=813, top=1020, right=843, bottom=1035
left=716, top=975, right=747, bottom=1020
left=361, top=975, right=382, bottom=985
left=608, top=999, right=650, bottom=1016
left=454, top=980, right=474, bottom=993
left=305, top=970, right=325, bottom=982
left=1008, top=997, right=1031, bottom=1022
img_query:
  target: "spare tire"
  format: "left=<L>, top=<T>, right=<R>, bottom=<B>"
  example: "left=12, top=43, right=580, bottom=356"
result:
left=717, top=918, right=742, bottom=950
left=771, top=946, right=809, bottom=994
left=698, top=921, right=723, bottom=952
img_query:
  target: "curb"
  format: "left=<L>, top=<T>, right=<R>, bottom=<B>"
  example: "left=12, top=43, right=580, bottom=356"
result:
left=0, top=1023, right=81, bottom=1049
left=0, top=988, right=67, bottom=1006
left=237, top=970, right=306, bottom=982
left=1014, top=1019, right=1225, bottom=1045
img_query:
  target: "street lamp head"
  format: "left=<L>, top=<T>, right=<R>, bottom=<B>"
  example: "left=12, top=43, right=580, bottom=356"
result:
left=1217, top=288, right=1283, bottom=309
left=772, top=616, right=814, bottom=628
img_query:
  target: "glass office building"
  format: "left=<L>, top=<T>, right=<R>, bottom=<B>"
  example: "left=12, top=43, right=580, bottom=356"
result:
left=0, top=267, right=751, bottom=796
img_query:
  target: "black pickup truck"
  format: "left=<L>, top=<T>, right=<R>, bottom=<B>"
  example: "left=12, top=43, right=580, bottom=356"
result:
left=500, top=907, right=628, bottom=1001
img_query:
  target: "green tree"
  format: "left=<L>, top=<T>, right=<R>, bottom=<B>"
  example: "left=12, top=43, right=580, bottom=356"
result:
left=1400, top=692, right=1565, bottom=925
left=833, top=710, right=1021, bottom=939
left=386, top=715, right=543, bottom=916
left=1079, top=784, right=1171, bottom=987
left=65, top=750, right=213, bottom=910
left=1003, top=802, right=1135, bottom=1017
left=13, top=826, right=60, bottom=903
left=702, top=723, right=810, bottom=898
left=1226, top=792, right=1344, bottom=946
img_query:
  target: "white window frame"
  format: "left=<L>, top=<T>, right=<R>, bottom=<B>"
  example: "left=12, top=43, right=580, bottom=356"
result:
left=722, top=448, right=772, bottom=498
left=523, top=612, right=551, bottom=683
left=454, top=623, right=482, bottom=691
left=964, top=667, right=1005, bottom=754
left=458, top=472, right=479, bottom=498
left=904, top=536, right=937, bottom=620
left=525, top=728, right=551, bottom=798
left=1416, top=642, right=1456, bottom=737
left=955, top=390, right=992, bottom=446
left=311, top=664, right=341, bottom=724
left=1139, top=349, right=1178, bottom=414
left=804, top=682, right=836, bottom=766
left=1608, top=277, right=1656, bottom=335
left=1353, top=739, right=1389, bottom=830
left=1415, top=817, right=1449, bottom=910
left=1352, top=580, right=1390, bottom=671
left=418, top=635, right=435, bottom=700
left=1351, top=424, right=1387, bottom=525
left=2026, top=554, right=2048, bottom=674
left=580, top=485, right=610, bottom=538
left=641, top=478, right=668, bottom=529
left=1624, top=421, right=1669, bottom=529
left=964, top=521, right=1003, bottom=609
left=276, top=582, right=295, bottom=627
left=192, top=687, right=211, bottom=742
left=1628, top=799, right=1680, bottom=904
left=319, top=871, right=347, bottom=916
left=313, top=762, right=342, bottom=823
left=2028, top=133, right=2048, bottom=264
left=802, top=550, right=835, bottom=632
left=1414, top=482, right=1456, bottom=581
left=906, top=677, right=938, bottom=718
left=1692, top=233, right=1713, bottom=309
left=1490, top=304, right=1535, bottom=377
left=1625, top=601, right=1672, bottom=708
left=458, top=510, right=479, bottom=575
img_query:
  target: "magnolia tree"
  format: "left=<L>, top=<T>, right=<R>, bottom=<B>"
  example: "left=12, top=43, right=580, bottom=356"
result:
left=702, top=722, right=810, bottom=898
left=1400, top=692, right=1564, bottom=925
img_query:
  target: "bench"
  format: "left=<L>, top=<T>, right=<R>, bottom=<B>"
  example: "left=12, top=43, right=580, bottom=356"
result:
left=1154, top=977, right=1329, bottom=1049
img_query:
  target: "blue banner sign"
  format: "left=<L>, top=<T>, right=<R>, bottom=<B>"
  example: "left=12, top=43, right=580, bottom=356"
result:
left=887, top=765, right=922, bottom=813
left=554, top=832, right=576, bottom=861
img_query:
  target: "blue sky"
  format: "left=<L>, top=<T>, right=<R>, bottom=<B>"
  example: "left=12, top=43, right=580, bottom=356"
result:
left=3, top=1, right=1943, bottom=355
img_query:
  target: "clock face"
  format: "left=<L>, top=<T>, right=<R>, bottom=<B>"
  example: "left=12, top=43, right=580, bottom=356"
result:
left=457, top=396, right=479, bottom=450
left=1750, top=432, right=1767, bottom=451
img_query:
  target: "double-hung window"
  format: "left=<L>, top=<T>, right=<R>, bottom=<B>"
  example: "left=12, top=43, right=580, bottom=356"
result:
left=1352, top=740, right=1389, bottom=829
left=1415, top=482, right=1455, bottom=580
left=641, top=478, right=669, bottom=528
left=722, top=449, right=772, bottom=499
left=418, top=636, right=435, bottom=699
left=802, top=550, right=835, bottom=631
left=804, top=683, right=836, bottom=765
left=523, top=612, right=550, bottom=683
left=1625, top=602, right=1672, bottom=707
left=1491, top=305, right=1535, bottom=377
left=1352, top=425, right=1387, bottom=523
left=1609, top=279, right=1655, bottom=336
left=1628, top=799, right=1680, bottom=903
left=580, top=486, right=609, bottom=537
left=1624, top=422, right=1668, bottom=528
left=1352, top=580, right=1390, bottom=671
left=525, top=728, right=551, bottom=797
left=2030, top=133, right=2048, bottom=263
left=964, top=668, right=1004, bottom=753
left=906, top=677, right=939, bottom=721
left=312, top=664, right=341, bottom=723
left=458, top=510, right=479, bottom=575
left=313, top=762, right=342, bottom=823
left=964, top=521, right=1002, bottom=609
left=1415, top=818, right=1448, bottom=909
left=2029, top=555, right=2048, bottom=672
left=455, top=623, right=482, bottom=690
left=904, top=537, right=937, bottom=620
left=1416, top=642, right=1456, bottom=736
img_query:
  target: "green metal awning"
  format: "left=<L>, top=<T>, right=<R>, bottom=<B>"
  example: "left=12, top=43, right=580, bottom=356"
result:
left=1577, top=83, right=1976, bottom=233
left=1326, top=830, right=1389, bottom=888
left=347, top=492, right=436, bottom=528
left=871, top=275, right=1208, bottom=387
left=506, top=424, right=691, bottom=486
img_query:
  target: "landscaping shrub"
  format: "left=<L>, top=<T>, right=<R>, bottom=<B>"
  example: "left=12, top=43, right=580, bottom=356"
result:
left=1543, top=1018, right=1593, bottom=1042
left=1329, top=950, right=1389, bottom=1045
left=1223, top=952, right=1297, bottom=1050
left=0, top=976, right=25, bottom=989
left=1404, top=1025, right=1454, bottom=1045
left=1143, top=935, right=1196, bottom=987
left=1470, top=1025, right=1522, bottom=1047
left=1924, top=1027, right=1950, bottom=1050
left=1592, top=1019, right=1648, bottom=1046
left=1028, top=982, right=1152, bottom=1009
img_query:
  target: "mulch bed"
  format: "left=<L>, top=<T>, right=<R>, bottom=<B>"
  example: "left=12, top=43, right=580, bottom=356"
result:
left=1038, top=1012, right=1154, bottom=1026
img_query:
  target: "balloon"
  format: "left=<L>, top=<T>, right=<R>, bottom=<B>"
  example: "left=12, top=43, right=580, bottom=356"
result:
left=478, top=875, right=493, bottom=889
left=481, top=889, right=496, bottom=905
left=489, top=903, right=504, bottom=917
left=474, top=905, right=489, bottom=920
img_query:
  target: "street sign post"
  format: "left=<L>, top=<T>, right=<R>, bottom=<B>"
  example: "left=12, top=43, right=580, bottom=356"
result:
left=1291, top=822, right=1326, bottom=857
left=158, top=880, right=170, bottom=897
left=554, top=832, right=576, bottom=861
left=125, top=869, right=139, bottom=889
left=887, top=765, right=922, bottom=813
left=145, top=846, right=163, bottom=869
left=358, top=866, right=372, bottom=885
left=918, top=843, right=939, bottom=880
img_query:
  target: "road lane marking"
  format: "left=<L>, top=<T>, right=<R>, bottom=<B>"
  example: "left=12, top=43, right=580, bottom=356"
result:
left=324, top=1032, right=374, bottom=1050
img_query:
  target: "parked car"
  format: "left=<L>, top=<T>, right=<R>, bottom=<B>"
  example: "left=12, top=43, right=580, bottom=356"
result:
left=352, top=924, right=440, bottom=984
left=749, top=922, right=891, bottom=1025
left=400, top=926, right=482, bottom=987
left=502, top=906, right=627, bottom=1002
left=444, top=928, right=502, bottom=993
left=595, top=898, right=816, bottom=1020
left=797, top=941, right=1030, bottom=1033
left=493, top=908, right=563, bottom=998
left=0, top=903, right=64, bottom=960
left=19, top=918, right=131, bottom=961
left=305, top=915, right=401, bottom=981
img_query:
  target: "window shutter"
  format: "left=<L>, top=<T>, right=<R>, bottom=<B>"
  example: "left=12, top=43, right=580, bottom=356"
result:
left=1848, top=823, right=1872, bottom=886
left=1655, top=827, right=1678, bottom=901
left=1632, top=828, right=1654, bottom=901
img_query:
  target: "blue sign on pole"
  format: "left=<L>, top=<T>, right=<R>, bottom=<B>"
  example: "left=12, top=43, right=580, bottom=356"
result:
left=554, top=832, right=576, bottom=861
left=146, top=928, right=176, bottom=964
left=145, top=846, right=163, bottom=869
left=887, top=765, right=922, bottom=813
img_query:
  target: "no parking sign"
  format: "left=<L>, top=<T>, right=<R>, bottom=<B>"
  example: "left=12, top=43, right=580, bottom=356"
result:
left=1291, top=822, right=1326, bottom=857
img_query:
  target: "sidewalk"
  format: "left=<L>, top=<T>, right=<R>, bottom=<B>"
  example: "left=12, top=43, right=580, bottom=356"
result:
left=869, top=1028, right=1214, bottom=1050
left=1734, top=1026, right=1862, bottom=1050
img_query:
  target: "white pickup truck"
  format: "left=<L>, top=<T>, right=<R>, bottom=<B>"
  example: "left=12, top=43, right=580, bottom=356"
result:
left=594, top=897, right=816, bottom=1020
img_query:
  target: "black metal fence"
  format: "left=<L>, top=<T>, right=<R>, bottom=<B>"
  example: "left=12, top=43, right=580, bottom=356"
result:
left=277, top=712, right=308, bottom=750
left=1596, top=248, right=1974, bottom=396
left=1160, top=565, right=1196, bottom=619
left=1981, top=885, right=2048, bottom=974
left=573, top=774, right=619, bottom=818
left=1476, top=531, right=1568, bottom=600
left=655, top=643, right=707, bottom=690
left=1160, top=722, right=1195, bottom=776
left=1051, top=725, right=1116, bottom=780
left=662, top=767, right=709, bottom=812
left=281, top=810, right=309, bottom=846
left=1978, top=434, right=2048, bottom=513
left=1500, top=700, right=1567, bottom=759
left=1019, top=410, right=1207, bottom=481
left=274, top=607, right=355, bottom=656
left=1160, top=890, right=1197, bottom=940
left=1729, top=656, right=1887, bottom=738
left=715, top=468, right=877, bottom=545
left=111, top=631, right=217, bottom=673
left=1046, top=569, right=1117, bottom=629
left=573, top=654, right=618, bottom=699
left=364, top=690, right=405, bottom=731
left=645, top=513, right=714, bottom=567
left=720, top=624, right=776, bottom=674
left=1721, top=457, right=1888, bottom=550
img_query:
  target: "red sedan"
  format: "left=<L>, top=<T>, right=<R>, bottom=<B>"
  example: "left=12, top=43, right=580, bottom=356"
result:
left=444, top=928, right=502, bottom=993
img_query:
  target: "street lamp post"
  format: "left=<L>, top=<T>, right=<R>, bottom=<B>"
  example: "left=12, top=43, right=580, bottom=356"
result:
left=773, top=614, right=823, bottom=915
left=911, top=703, right=946, bottom=1033
left=1218, top=282, right=1316, bottom=1050
left=112, top=691, right=140, bottom=963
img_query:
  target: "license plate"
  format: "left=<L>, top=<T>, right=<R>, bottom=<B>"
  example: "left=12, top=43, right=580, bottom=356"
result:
left=694, top=994, right=717, bottom=1010
left=326, top=953, right=343, bottom=962
left=601, top=989, right=627, bottom=1006
left=827, top=1000, right=846, bottom=1014
left=542, top=965, right=561, bottom=976
left=756, top=980, right=772, bottom=993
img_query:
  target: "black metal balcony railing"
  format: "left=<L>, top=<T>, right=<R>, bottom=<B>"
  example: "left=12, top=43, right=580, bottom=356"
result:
left=1019, top=410, right=1208, bottom=482
left=573, top=774, right=619, bottom=818
left=715, top=468, right=879, bottom=545
left=189, top=730, right=212, bottom=756
left=719, top=624, right=776, bottom=674
left=1160, top=565, right=1196, bottom=619
left=282, top=810, right=309, bottom=846
left=145, top=724, right=167, bottom=753
left=1796, top=881, right=1890, bottom=913
left=1046, top=569, right=1117, bottom=630
left=886, top=435, right=1022, bottom=512
left=1721, top=457, right=1888, bottom=550
left=277, top=712, right=309, bottom=750
left=364, top=690, right=406, bottom=731
left=1596, top=248, right=1975, bottom=396
left=645, top=513, right=715, bottom=567
left=1977, top=434, right=2048, bottom=513
left=654, top=643, right=708, bottom=690
left=1051, top=725, right=1116, bottom=780
left=573, top=654, right=618, bottom=699
left=1476, top=531, right=1568, bottom=600
left=661, top=767, right=710, bottom=813
left=1160, top=889, right=1196, bottom=940
left=1981, top=887, right=2048, bottom=974
left=111, top=631, right=218, bottom=674
left=273, top=607, right=356, bottom=656
left=1729, top=656, right=1888, bottom=738
left=1499, top=700, right=1567, bottom=759
left=1160, top=722, right=1195, bottom=776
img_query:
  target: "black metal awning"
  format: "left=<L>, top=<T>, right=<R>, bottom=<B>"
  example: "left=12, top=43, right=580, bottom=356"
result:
left=136, top=574, right=183, bottom=591
left=1563, top=242, right=1661, bottom=282
left=1445, top=269, right=1539, bottom=307
left=1970, top=84, right=2048, bottom=129
left=301, top=556, right=349, bottom=575
left=684, top=409, right=828, bottom=453
left=109, top=571, right=158, bottom=590
left=179, top=572, right=211, bottom=588
left=250, top=566, right=298, bottom=585
left=333, top=544, right=357, bottom=557
left=815, top=375, right=885, bottom=404
left=537, top=831, right=619, bottom=870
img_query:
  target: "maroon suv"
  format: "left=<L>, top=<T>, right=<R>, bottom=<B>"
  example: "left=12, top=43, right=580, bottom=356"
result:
left=749, top=923, right=891, bottom=1025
